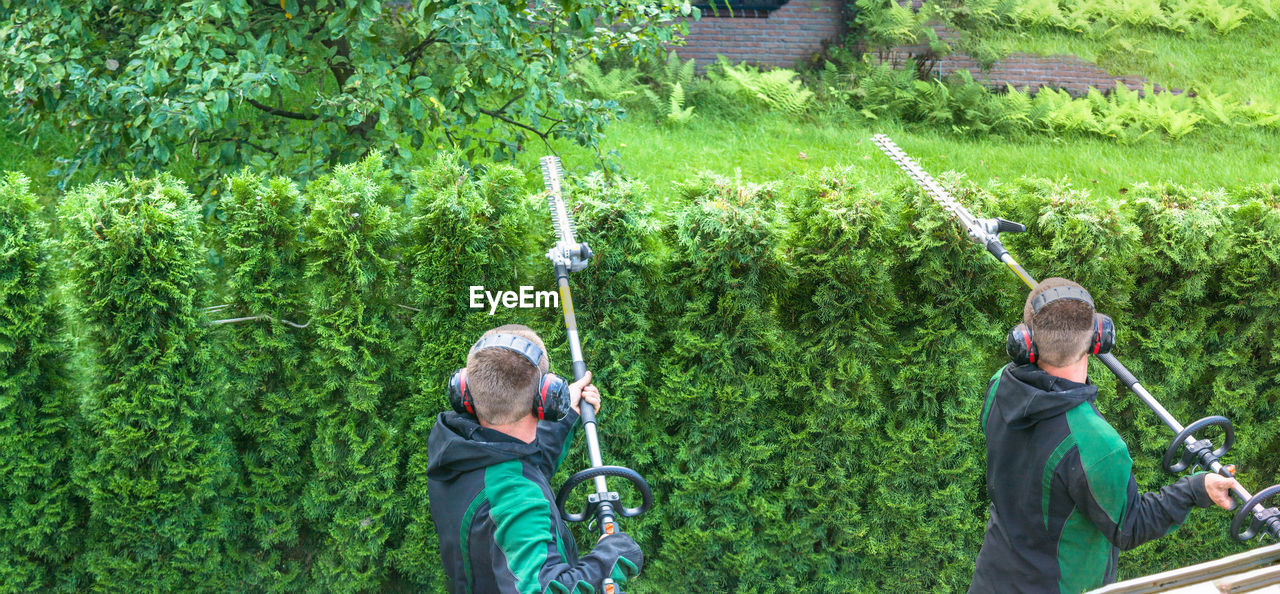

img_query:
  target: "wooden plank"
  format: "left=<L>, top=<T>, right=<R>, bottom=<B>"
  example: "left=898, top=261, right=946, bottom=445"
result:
left=1089, top=544, right=1280, bottom=594
left=1216, top=564, right=1280, bottom=593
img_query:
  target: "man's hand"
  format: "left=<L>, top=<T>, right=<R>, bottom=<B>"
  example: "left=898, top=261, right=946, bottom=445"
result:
left=1205, top=473, right=1241, bottom=510
left=569, top=370, right=601, bottom=415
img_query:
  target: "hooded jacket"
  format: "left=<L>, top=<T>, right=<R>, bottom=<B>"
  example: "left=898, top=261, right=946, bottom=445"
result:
left=427, top=410, right=643, bottom=594
left=969, top=364, right=1214, bottom=594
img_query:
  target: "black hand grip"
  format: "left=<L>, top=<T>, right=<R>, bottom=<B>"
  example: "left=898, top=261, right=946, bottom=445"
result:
left=1162, top=416, right=1235, bottom=473
left=995, top=218, right=1025, bottom=233
left=556, top=465, right=653, bottom=523
left=1231, top=484, right=1280, bottom=541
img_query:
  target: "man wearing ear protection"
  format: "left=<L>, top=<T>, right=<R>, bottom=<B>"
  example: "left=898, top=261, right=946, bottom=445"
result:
left=427, top=324, right=644, bottom=594
left=969, top=278, right=1239, bottom=593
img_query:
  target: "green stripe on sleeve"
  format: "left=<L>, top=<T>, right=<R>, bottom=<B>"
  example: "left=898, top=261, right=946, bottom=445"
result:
left=1042, top=436, right=1077, bottom=530
left=980, top=366, right=1005, bottom=433
left=554, top=417, right=579, bottom=474
left=1066, top=403, right=1132, bottom=525
left=609, top=556, right=639, bottom=584
left=1057, top=508, right=1111, bottom=593
left=460, top=494, right=489, bottom=594
left=486, top=460, right=558, bottom=594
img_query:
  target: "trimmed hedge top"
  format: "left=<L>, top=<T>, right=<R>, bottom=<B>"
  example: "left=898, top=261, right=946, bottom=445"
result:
left=1, top=159, right=1278, bottom=592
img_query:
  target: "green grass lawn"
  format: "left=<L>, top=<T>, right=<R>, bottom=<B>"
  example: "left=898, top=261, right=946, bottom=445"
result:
left=518, top=109, right=1280, bottom=203
left=8, top=102, right=1279, bottom=210
left=988, top=20, right=1280, bottom=101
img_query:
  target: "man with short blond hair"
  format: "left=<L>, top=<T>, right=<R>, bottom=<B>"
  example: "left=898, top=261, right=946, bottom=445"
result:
left=970, top=278, right=1238, bottom=593
left=428, top=324, right=643, bottom=593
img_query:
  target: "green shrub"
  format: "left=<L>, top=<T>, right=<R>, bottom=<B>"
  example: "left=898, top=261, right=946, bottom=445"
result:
left=8, top=158, right=1280, bottom=591
left=60, top=175, right=237, bottom=590
left=0, top=173, right=79, bottom=593
left=214, top=171, right=313, bottom=592
left=299, top=155, right=406, bottom=592
left=644, top=173, right=805, bottom=589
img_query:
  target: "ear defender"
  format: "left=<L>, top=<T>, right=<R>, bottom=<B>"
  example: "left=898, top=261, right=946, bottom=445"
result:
left=1006, top=323, right=1037, bottom=366
left=1007, top=286, right=1116, bottom=365
left=534, top=374, right=572, bottom=422
left=446, top=333, right=572, bottom=422
left=1091, top=314, right=1115, bottom=355
left=448, top=368, right=473, bottom=415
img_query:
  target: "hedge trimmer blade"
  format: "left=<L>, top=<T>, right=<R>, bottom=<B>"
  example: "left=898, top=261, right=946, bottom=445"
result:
left=540, top=156, right=590, bottom=272
left=541, top=156, right=577, bottom=242
left=872, top=134, right=1030, bottom=281
left=871, top=134, right=982, bottom=238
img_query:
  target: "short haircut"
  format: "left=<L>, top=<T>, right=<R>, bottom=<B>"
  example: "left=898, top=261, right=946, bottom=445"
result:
left=1024, top=277, right=1096, bottom=368
left=466, top=324, right=550, bottom=425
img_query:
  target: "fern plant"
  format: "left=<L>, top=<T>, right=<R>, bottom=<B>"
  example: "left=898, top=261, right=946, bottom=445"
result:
left=714, top=60, right=815, bottom=115
left=1139, top=90, right=1205, bottom=137
left=638, top=51, right=697, bottom=124
left=572, top=61, right=644, bottom=107
left=855, top=0, right=927, bottom=48
left=666, top=82, right=695, bottom=125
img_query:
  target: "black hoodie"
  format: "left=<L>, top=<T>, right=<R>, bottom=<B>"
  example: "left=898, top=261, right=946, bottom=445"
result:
left=969, top=364, right=1214, bottom=593
left=427, top=410, right=643, bottom=593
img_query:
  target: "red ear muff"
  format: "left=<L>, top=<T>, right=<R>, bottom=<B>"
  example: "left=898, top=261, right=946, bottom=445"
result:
left=1092, top=314, right=1115, bottom=355
left=536, top=376, right=548, bottom=420
left=447, top=368, right=474, bottom=416
left=1006, top=323, right=1037, bottom=366
left=534, top=374, right=572, bottom=422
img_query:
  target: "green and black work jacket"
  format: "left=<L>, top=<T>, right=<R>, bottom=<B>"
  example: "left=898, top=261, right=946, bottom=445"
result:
left=969, top=364, right=1214, bottom=594
left=427, top=410, right=642, bottom=594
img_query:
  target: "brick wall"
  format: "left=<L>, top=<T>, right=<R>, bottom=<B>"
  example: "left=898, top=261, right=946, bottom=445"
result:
left=674, top=0, right=848, bottom=68
left=883, top=26, right=1170, bottom=96
left=675, top=3, right=1165, bottom=95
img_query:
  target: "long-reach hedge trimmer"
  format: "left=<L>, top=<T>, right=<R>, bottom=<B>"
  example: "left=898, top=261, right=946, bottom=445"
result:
left=872, top=134, right=1280, bottom=543
left=539, top=156, right=654, bottom=593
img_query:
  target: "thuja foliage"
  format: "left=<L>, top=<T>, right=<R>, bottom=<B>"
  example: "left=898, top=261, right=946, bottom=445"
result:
left=59, top=175, right=237, bottom=590
left=215, top=171, right=313, bottom=592
left=644, top=173, right=809, bottom=590
left=300, top=156, right=405, bottom=592
left=0, top=173, right=78, bottom=592
left=8, top=157, right=1280, bottom=591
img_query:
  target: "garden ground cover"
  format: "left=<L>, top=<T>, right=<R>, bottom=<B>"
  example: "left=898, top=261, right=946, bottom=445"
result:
left=985, top=20, right=1280, bottom=100
left=11, top=104, right=1279, bottom=212
left=513, top=111, right=1280, bottom=205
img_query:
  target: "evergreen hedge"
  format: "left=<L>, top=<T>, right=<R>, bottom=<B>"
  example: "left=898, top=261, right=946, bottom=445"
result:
left=5, top=157, right=1278, bottom=592
left=59, top=175, right=237, bottom=591
left=0, top=173, right=78, bottom=593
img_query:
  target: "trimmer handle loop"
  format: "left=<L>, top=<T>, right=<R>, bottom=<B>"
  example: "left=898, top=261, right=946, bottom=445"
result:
left=556, top=466, right=653, bottom=523
left=1162, top=416, right=1234, bottom=473
left=1231, top=484, right=1280, bottom=541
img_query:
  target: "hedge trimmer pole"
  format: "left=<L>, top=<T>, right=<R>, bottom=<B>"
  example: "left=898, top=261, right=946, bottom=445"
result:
left=872, top=134, right=1280, bottom=542
left=553, top=261, right=612, bottom=509
left=540, top=157, right=655, bottom=593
